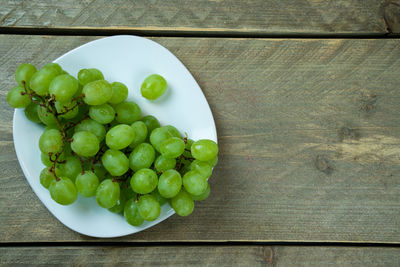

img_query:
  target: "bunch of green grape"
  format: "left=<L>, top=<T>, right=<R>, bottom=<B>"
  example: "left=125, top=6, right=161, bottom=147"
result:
left=7, top=63, right=219, bottom=226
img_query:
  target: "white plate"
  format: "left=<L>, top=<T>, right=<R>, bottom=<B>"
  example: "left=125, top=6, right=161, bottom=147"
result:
left=13, top=35, right=217, bottom=238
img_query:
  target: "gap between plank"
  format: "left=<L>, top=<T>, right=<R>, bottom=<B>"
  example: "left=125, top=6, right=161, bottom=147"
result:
left=1, top=241, right=399, bottom=248
left=0, top=26, right=399, bottom=39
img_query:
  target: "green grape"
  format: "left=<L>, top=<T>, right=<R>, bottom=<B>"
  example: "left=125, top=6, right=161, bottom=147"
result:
left=43, top=63, right=63, bottom=74
left=74, top=118, right=106, bottom=142
left=38, top=128, right=63, bottom=154
left=41, top=152, right=52, bottom=167
left=71, top=131, right=100, bottom=157
left=82, top=80, right=112, bottom=105
left=190, top=183, right=210, bottom=201
left=140, top=74, right=167, bottom=100
left=75, top=171, right=99, bottom=197
left=205, top=156, right=218, bottom=167
left=149, top=127, right=174, bottom=152
left=183, top=139, right=194, bottom=158
left=109, top=82, right=128, bottom=104
left=101, top=149, right=129, bottom=176
left=160, top=137, right=185, bottom=159
left=49, top=74, right=79, bottom=103
left=55, top=156, right=82, bottom=182
left=124, top=198, right=144, bottom=226
left=93, top=164, right=107, bottom=182
left=77, top=68, right=104, bottom=86
left=157, top=169, right=182, bottom=198
left=141, top=115, right=160, bottom=134
left=170, top=190, right=194, bottom=216
left=89, top=103, right=115, bottom=124
left=49, top=177, right=78, bottom=205
left=129, top=121, right=148, bottom=148
left=96, top=179, right=120, bottom=208
left=182, top=171, right=207, bottom=196
left=128, top=143, right=155, bottom=171
left=130, top=168, right=158, bottom=194
left=40, top=167, right=56, bottom=188
left=109, top=184, right=135, bottom=214
left=55, top=101, right=79, bottom=120
left=164, top=125, right=181, bottom=138
left=106, top=124, right=135, bottom=150
left=7, top=86, right=31, bottom=108
left=114, top=101, right=141, bottom=124
left=29, top=67, right=59, bottom=95
left=24, top=103, right=41, bottom=123
left=138, top=194, right=160, bottom=221
left=191, top=139, right=219, bottom=161
left=15, top=63, right=37, bottom=86
left=151, top=189, right=167, bottom=205
left=154, top=155, right=176, bottom=172
left=37, top=106, right=58, bottom=126
left=190, top=160, right=212, bottom=179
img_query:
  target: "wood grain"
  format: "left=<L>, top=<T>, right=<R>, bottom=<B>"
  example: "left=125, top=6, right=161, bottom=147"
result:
left=1, top=35, right=400, bottom=243
left=1, top=246, right=399, bottom=266
left=0, top=0, right=394, bottom=35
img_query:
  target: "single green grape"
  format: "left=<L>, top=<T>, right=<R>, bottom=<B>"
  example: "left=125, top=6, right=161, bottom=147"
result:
left=82, top=80, right=112, bottom=105
left=141, top=115, right=160, bottom=135
left=160, top=137, right=185, bottom=159
left=75, top=171, right=99, bottom=197
left=41, top=152, right=52, bottom=167
left=101, top=149, right=130, bottom=176
left=96, top=179, right=120, bottom=209
left=37, top=106, right=58, bottom=126
left=191, top=139, right=219, bottom=161
left=129, top=121, right=148, bottom=148
left=109, top=82, right=129, bottom=104
left=128, top=143, right=155, bottom=171
left=158, top=169, right=182, bottom=198
left=49, top=177, right=78, bottom=205
left=182, top=171, right=208, bottom=196
left=15, top=63, right=37, bottom=87
left=170, top=190, right=194, bottom=216
left=77, top=68, right=104, bottom=86
left=24, top=103, right=41, bottom=123
left=43, top=63, right=63, bottom=74
left=71, top=131, right=100, bottom=157
left=130, top=168, right=158, bottom=194
left=151, top=189, right=167, bottom=206
left=140, top=74, right=167, bottom=100
left=7, top=86, right=31, bottom=108
left=154, top=155, right=176, bottom=172
left=124, top=198, right=144, bottom=226
left=114, top=101, right=141, bottom=124
left=55, top=156, right=82, bottom=182
left=190, top=160, right=212, bottom=179
left=149, top=126, right=174, bottom=152
left=40, top=167, right=56, bottom=189
left=190, top=183, right=210, bottom=201
left=164, top=125, right=181, bottom=138
left=38, top=128, right=63, bottom=154
left=49, top=74, right=79, bottom=104
left=55, top=101, right=79, bottom=120
left=29, top=67, right=59, bottom=96
left=106, top=124, right=135, bottom=150
left=89, top=103, right=115, bottom=124
left=74, top=118, right=106, bottom=142
left=138, top=194, right=160, bottom=221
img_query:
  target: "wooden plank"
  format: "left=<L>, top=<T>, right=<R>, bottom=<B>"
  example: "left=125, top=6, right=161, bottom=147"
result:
left=0, top=0, right=395, bottom=35
left=1, top=246, right=399, bottom=266
left=1, top=35, right=400, bottom=243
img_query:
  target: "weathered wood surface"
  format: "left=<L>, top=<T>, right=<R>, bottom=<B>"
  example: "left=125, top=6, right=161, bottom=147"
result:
left=1, top=246, right=399, bottom=266
left=0, top=0, right=397, bottom=35
left=1, top=35, right=400, bottom=243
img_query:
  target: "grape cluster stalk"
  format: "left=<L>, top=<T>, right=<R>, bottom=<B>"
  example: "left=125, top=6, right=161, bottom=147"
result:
left=7, top=62, right=219, bottom=226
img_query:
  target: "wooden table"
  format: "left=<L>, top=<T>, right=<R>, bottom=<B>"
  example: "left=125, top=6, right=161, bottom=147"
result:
left=1, top=1, right=400, bottom=265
